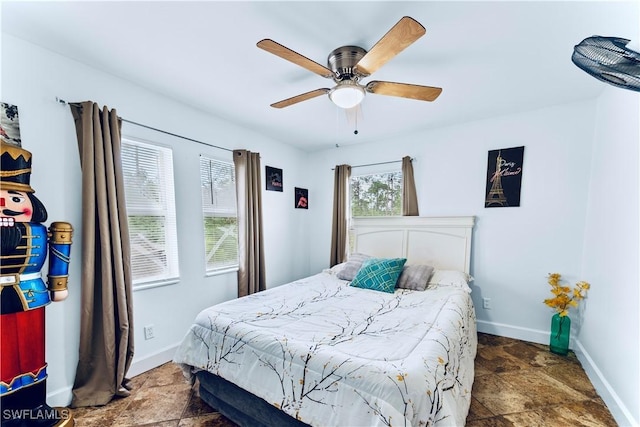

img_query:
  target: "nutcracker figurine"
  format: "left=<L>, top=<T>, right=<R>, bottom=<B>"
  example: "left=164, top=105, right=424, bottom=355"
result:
left=0, top=141, right=74, bottom=426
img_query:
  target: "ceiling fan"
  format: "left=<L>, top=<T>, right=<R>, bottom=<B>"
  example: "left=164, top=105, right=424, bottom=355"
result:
left=257, top=16, right=442, bottom=109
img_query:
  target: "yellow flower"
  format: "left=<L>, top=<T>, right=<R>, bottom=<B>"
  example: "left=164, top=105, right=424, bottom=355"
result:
left=544, top=273, right=590, bottom=316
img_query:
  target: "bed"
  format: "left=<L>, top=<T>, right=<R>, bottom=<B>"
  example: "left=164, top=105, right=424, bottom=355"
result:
left=174, top=216, right=477, bottom=426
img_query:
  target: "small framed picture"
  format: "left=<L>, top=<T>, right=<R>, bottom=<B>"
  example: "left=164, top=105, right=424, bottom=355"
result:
left=265, top=166, right=283, bottom=192
left=485, top=146, right=525, bottom=208
left=295, top=187, right=308, bottom=209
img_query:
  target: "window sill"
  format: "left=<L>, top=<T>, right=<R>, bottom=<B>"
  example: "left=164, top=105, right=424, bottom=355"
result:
left=205, top=266, right=239, bottom=278
left=133, top=278, right=180, bottom=292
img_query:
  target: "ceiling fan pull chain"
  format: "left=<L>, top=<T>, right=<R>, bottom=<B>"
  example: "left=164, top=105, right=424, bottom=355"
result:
left=354, top=111, right=358, bottom=135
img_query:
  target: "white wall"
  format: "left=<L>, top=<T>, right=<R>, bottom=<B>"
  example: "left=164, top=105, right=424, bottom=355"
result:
left=1, top=35, right=310, bottom=405
left=308, top=101, right=595, bottom=341
left=4, top=30, right=638, bottom=427
left=579, top=86, right=639, bottom=427
left=307, top=98, right=639, bottom=425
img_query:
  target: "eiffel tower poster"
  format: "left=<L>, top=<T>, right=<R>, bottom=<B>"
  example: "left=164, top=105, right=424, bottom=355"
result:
left=485, top=146, right=524, bottom=208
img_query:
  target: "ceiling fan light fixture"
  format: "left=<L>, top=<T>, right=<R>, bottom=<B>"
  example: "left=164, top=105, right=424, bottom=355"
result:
left=329, top=82, right=365, bottom=109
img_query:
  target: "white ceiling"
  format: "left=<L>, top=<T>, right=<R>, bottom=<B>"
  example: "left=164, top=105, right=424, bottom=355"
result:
left=2, top=1, right=639, bottom=151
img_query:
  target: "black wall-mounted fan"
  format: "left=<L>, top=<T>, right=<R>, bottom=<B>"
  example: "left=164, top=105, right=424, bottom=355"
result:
left=572, top=36, right=640, bottom=92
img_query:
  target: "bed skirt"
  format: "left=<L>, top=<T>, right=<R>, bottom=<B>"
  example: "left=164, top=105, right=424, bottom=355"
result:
left=196, top=370, right=310, bottom=427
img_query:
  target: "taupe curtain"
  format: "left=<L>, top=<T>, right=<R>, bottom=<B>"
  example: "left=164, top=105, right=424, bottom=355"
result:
left=69, top=102, right=134, bottom=407
left=402, top=156, right=419, bottom=216
left=330, top=164, right=352, bottom=267
left=233, top=150, right=266, bottom=297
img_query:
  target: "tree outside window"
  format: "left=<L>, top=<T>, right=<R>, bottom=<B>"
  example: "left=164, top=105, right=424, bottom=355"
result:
left=351, top=171, right=403, bottom=217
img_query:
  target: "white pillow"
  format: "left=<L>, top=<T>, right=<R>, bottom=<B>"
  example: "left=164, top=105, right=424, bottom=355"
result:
left=325, top=262, right=347, bottom=276
left=428, top=270, right=473, bottom=292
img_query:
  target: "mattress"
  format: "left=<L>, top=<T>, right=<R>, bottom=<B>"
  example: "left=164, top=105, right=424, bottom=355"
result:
left=174, top=270, right=477, bottom=426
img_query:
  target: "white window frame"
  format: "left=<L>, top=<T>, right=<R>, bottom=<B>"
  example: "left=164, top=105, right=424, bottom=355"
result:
left=200, top=155, right=239, bottom=275
left=121, top=137, right=180, bottom=290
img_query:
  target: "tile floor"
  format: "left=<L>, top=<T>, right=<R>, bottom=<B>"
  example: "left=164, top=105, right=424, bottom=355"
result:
left=467, top=333, right=616, bottom=426
left=69, top=333, right=617, bottom=426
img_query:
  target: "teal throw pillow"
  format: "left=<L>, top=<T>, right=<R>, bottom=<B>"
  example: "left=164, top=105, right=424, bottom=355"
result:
left=350, top=258, right=407, bottom=293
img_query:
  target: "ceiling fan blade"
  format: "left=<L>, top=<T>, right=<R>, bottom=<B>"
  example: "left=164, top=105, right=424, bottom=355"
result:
left=354, top=16, right=426, bottom=77
left=366, top=81, right=442, bottom=102
left=270, top=88, right=330, bottom=109
left=257, top=39, right=335, bottom=79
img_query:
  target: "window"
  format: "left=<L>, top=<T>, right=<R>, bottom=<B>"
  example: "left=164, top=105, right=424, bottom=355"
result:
left=121, top=138, right=179, bottom=287
left=200, top=155, right=238, bottom=273
left=351, top=170, right=403, bottom=217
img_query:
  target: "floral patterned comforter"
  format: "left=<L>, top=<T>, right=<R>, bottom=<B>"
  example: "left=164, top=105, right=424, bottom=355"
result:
left=174, top=271, right=477, bottom=427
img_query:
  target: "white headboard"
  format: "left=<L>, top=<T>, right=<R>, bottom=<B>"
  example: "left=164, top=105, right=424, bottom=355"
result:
left=351, top=216, right=475, bottom=274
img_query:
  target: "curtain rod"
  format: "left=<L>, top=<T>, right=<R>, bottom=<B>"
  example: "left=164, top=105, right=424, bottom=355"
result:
left=331, top=158, right=413, bottom=171
left=56, top=97, right=233, bottom=153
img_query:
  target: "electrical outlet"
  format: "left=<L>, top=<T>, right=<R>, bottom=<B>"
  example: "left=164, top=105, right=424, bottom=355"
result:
left=144, top=325, right=155, bottom=340
left=482, top=298, right=491, bottom=310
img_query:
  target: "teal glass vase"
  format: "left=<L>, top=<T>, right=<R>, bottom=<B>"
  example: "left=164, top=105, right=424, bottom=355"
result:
left=549, top=313, right=571, bottom=356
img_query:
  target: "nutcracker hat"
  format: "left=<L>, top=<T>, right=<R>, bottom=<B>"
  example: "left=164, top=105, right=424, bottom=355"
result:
left=0, top=141, right=35, bottom=193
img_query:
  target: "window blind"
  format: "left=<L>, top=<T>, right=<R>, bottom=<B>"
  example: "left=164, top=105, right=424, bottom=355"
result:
left=200, top=155, right=238, bottom=272
left=122, top=138, right=180, bottom=286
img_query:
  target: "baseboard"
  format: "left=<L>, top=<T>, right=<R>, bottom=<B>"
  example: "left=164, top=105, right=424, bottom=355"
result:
left=128, top=343, right=180, bottom=378
left=46, top=343, right=180, bottom=407
left=476, top=319, right=549, bottom=344
left=47, top=385, right=73, bottom=407
left=573, top=340, right=638, bottom=427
